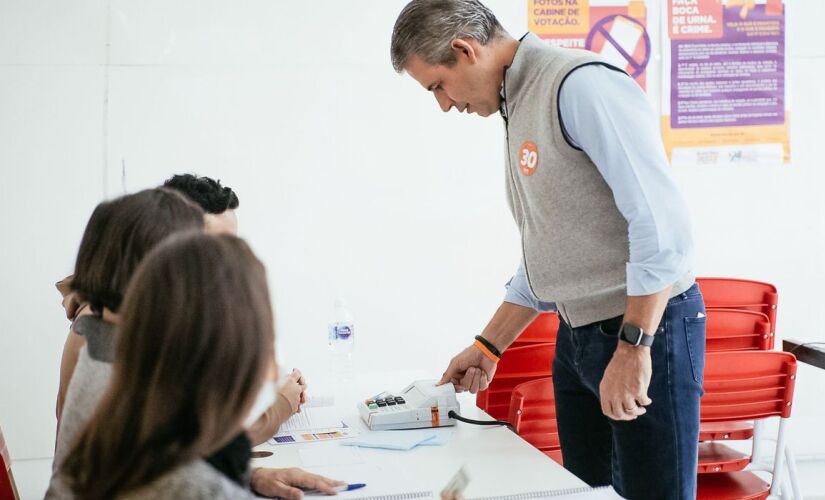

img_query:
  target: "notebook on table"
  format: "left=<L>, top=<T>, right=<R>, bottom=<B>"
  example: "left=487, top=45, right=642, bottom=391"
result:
left=312, top=486, right=619, bottom=500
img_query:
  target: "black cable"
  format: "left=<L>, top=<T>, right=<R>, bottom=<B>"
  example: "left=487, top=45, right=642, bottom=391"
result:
left=448, top=410, right=515, bottom=432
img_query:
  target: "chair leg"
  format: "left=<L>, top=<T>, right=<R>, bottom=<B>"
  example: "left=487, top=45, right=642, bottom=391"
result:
left=784, top=445, right=802, bottom=500
left=769, top=418, right=788, bottom=497
left=753, top=419, right=765, bottom=462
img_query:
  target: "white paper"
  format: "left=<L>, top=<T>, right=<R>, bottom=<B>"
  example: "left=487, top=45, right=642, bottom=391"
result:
left=301, top=463, right=431, bottom=498
left=278, top=406, right=344, bottom=433
left=298, top=446, right=364, bottom=468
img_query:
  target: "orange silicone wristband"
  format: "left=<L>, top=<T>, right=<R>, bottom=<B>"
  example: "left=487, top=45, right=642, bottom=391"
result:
left=474, top=339, right=500, bottom=363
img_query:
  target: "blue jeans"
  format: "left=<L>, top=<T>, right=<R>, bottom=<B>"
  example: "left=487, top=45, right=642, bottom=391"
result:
left=553, top=284, right=706, bottom=500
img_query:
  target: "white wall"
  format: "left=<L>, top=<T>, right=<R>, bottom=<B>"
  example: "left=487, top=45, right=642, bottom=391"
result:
left=1, top=0, right=823, bottom=490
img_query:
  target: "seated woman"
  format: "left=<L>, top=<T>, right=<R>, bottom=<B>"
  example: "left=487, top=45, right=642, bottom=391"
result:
left=52, top=189, right=204, bottom=461
left=54, top=189, right=204, bottom=422
left=59, top=233, right=342, bottom=499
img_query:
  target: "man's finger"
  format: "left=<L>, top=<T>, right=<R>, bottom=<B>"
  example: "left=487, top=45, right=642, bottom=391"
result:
left=466, top=368, right=476, bottom=393
left=600, top=396, right=611, bottom=419
left=469, top=368, right=482, bottom=394
left=618, top=399, right=640, bottom=420
left=460, top=367, right=476, bottom=394
left=438, top=359, right=460, bottom=386
left=460, top=367, right=474, bottom=392
left=605, top=400, right=618, bottom=420
left=624, top=397, right=646, bottom=417
left=610, top=400, right=632, bottom=421
left=478, top=373, right=490, bottom=392
left=638, top=393, right=653, bottom=407
left=438, top=368, right=453, bottom=386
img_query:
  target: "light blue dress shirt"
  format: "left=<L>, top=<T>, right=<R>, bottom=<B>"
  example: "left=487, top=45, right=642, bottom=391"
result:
left=503, top=64, right=694, bottom=311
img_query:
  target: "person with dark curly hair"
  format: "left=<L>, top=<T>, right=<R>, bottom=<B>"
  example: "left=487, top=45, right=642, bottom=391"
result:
left=163, top=174, right=240, bottom=235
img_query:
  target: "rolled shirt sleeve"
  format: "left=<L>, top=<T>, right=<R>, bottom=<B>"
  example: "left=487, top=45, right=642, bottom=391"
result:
left=558, top=64, right=694, bottom=296
left=503, top=262, right=557, bottom=312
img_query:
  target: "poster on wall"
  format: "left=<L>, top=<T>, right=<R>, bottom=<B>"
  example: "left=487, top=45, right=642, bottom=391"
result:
left=528, top=0, right=651, bottom=89
left=661, top=0, right=789, bottom=167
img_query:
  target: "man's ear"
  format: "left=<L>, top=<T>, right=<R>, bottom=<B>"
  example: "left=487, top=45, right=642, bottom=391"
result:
left=450, top=38, right=479, bottom=64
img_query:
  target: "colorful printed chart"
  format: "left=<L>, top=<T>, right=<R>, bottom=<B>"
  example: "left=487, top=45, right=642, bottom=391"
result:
left=661, top=0, right=789, bottom=166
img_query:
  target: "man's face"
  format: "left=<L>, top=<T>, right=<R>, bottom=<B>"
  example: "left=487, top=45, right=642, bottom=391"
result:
left=205, top=209, right=238, bottom=235
left=405, top=41, right=501, bottom=117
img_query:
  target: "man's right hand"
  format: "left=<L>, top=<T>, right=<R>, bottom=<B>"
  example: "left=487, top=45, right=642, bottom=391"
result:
left=437, top=343, right=497, bottom=394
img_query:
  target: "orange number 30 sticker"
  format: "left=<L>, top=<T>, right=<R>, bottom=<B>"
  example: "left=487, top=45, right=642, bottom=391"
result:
left=519, top=141, right=539, bottom=176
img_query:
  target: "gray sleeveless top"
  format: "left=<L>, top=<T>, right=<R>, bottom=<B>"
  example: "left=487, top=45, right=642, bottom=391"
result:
left=46, top=315, right=116, bottom=499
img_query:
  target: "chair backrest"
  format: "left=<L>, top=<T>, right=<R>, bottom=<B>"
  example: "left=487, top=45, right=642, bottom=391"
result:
left=697, top=278, right=778, bottom=335
left=0, top=425, right=14, bottom=500
left=507, top=377, right=559, bottom=455
left=0, top=455, right=12, bottom=500
left=512, top=313, right=560, bottom=345
left=476, top=343, right=555, bottom=420
left=701, top=351, right=797, bottom=423
left=705, top=309, right=773, bottom=352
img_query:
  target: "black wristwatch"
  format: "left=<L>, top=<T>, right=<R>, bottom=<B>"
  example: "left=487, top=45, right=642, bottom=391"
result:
left=618, top=323, right=655, bottom=347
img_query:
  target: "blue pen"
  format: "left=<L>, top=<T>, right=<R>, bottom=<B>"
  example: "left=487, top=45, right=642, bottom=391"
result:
left=304, top=483, right=366, bottom=495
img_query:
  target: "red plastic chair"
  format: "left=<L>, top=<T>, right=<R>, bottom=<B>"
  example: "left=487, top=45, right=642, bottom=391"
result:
left=697, top=279, right=779, bottom=451
left=507, top=377, right=562, bottom=464
left=476, top=343, right=554, bottom=420
left=697, top=278, right=778, bottom=344
left=510, top=313, right=559, bottom=345
left=0, top=456, right=14, bottom=500
left=697, top=351, right=798, bottom=500
left=700, top=311, right=776, bottom=469
left=0, top=425, right=16, bottom=500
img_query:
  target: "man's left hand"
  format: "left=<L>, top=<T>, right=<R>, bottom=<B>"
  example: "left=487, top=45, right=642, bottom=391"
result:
left=599, top=343, right=652, bottom=421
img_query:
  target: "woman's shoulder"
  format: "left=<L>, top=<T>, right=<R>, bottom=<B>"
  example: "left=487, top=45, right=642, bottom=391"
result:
left=119, top=460, right=256, bottom=500
left=71, top=312, right=117, bottom=362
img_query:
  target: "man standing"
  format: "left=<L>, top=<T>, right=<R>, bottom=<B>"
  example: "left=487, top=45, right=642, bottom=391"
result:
left=391, top=1, right=705, bottom=499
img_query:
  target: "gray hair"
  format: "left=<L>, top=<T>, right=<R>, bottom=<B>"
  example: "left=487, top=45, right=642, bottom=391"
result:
left=390, top=0, right=505, bottom=73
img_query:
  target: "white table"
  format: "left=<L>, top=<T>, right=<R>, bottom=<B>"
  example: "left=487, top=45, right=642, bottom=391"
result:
left=252, top=370, right=587, bottom=498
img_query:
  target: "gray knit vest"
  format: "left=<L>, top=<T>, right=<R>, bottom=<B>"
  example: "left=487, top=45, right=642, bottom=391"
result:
left=502, top=34, right=692, bottom=327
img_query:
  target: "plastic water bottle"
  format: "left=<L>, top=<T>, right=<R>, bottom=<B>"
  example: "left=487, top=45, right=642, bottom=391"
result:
left=328, top=298, right=355, bottom=382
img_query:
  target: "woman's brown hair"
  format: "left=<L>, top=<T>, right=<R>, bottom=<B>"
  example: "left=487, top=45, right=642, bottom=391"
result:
left=61, top=233, right=275, bottom=499
left=71, top=188, right=205, bottom=314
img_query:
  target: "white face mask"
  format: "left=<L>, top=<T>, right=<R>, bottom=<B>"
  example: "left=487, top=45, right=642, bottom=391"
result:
left=243, top=381, right=278, bottom=429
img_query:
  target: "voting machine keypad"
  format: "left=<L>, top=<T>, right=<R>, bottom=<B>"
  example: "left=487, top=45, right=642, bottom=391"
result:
left=366, top=396, right=406, bottom=411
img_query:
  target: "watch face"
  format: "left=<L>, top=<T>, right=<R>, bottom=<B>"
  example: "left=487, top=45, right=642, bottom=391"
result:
left=620, top=324, right=643, bottom=345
